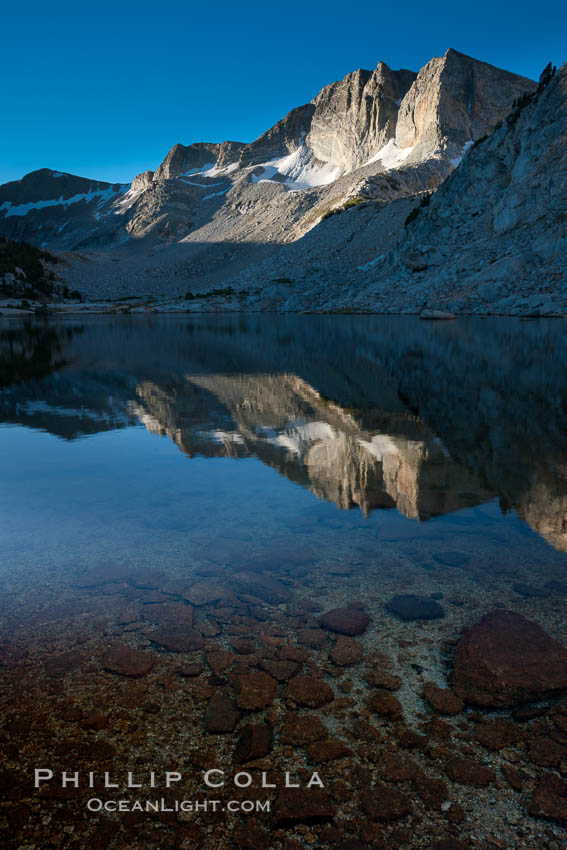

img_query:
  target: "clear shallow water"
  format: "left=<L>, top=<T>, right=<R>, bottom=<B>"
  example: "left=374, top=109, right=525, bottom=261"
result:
left=2, top=315, right=567, bottom=849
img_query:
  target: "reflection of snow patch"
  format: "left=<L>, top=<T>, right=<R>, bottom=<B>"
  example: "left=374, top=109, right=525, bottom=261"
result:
left=197, top=430, right=244, bottom=444
left=364, top=139, right=414, bottom=170
left=257, top=420, right=336, bottom=455
left=431, top=436, right=451, bottom=458
left=129, top=402, right=167, bottom=435
left=20, top=400, right=129, bottom=426
left=358, top=435, right=400, bottom=461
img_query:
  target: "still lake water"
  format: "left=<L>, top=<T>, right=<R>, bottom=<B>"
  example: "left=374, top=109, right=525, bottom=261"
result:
left=1, top=314, right=567, bottom=848
left=2, top=315, right=567, bottom=579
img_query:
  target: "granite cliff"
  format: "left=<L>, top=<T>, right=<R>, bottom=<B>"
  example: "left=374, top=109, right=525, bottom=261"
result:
left=0, top=48, right=545, bottom=310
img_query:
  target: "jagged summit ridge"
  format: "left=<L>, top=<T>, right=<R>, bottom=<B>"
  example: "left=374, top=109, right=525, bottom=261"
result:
left=361, top=60, right=567, bottom=313
left=306, top=63, right=417, bottom=173
left=148, top=48, right=532, bottom=189
left=238, top=61, right=565, bottom=316
left=0, top=47, right=538, bottom=299
left=395, top=48, right=536, bottom=166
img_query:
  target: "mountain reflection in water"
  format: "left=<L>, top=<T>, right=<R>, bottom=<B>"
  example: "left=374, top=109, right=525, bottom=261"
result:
left=1, top=314, right=566, bottom=550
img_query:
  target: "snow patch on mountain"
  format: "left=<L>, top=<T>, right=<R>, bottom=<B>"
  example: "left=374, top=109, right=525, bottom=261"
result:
left=111, top=186, right=142, bottom=215
left=185, top=162, right=240, bottom=179
left=180, top=179, right=228, bottom=188
left=251, top=144, right=340, bottom=190
left=0, top=185, right=128, bottom=217
left=202, top=186, right=232, bottom=200
left=364, top=139, right=415, bottom=169
left=450, top=139, right=474, bottom=168
left=181, top=163, right=215, bottom=176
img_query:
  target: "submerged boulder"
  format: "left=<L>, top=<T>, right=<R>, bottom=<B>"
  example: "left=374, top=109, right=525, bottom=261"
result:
left=102, top=644, right=154, bottom=678
left=386, top=594, right=444, bottom=620
left=453, top=610, right=567, bottom=707
left=320, top=607, right=370, bottom=636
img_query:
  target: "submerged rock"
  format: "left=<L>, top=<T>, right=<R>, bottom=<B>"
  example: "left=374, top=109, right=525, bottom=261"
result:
left=320, top=607, right=370, bottom=636
left=330, top=636, right=364, bottom=666
left=367, top=690, right=404, bottom=719
left=146, top=627, right=204, bottom=653
left=422, top=681, right=464, bottom=715
left=512, top=582, right=549, bottom=598
left=444, top=757, right=496, bottom=786
left=233, top=823, right=270, bottom=849
left=528, top=774, right=567, bottom=824
left=386, top=594, right=445, bottom=620
left=364, top=669, right=402, bottom=691
left=273, top=788, right=334, bottom=825
left=453, top=610, right=567, bottom=707
left=286, top=676, right=334, bottom=708
left=305, top=739, right=352, bottom=762
left=143, top=602, right=193, bottom=629
left=432, top=551, right=469, bottom=567
left=102, top=644, right=154, bottom=678
left=230, top=571, right=293, bottom=604
left=474, top=718, right=524, bottom=750
left=236, top=672, right=278, bottom=710
left=281, top=713, right=328, bottom=745
left=545, top=580, right=567, bottom=595
left=205, top=693, right=241, bottom=733
left=233, top=722, right=273, bottom=762
left=360, top=784, right=412, bottom=820
left=183, top=580, right=234, bottom=606
left=259, top=659, right=301, bottom=682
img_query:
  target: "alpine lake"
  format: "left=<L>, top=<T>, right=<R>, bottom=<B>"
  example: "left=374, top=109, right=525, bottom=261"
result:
left=1, top=314, right=567, bottom=850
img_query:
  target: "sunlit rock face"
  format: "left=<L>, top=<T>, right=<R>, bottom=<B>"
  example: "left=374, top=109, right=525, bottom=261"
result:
left=395, top=49, right=535, bottom=166
left=238, top=105, right=316, bottom=168
left=306, top=64, right=417, bottom=174
left=0, top=49, right=534, bottom=287
left=363, top=63, right=566, bottom=315
left=153, top=142, right=222, bottom=181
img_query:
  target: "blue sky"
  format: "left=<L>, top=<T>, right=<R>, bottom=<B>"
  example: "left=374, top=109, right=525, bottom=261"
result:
left=2, top=1, right=565, bottom=185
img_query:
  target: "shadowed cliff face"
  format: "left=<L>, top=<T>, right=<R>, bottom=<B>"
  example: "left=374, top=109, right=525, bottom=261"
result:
left=1, top=315, right=566, bottom=548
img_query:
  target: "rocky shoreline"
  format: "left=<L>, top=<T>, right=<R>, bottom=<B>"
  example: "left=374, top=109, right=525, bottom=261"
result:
left=1, top=297, right=565, bottom=318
